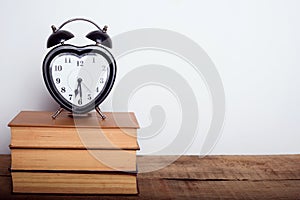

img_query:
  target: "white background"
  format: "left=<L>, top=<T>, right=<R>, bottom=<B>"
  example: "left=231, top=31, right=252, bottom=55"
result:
left=0, top=0, right=299, bottom=155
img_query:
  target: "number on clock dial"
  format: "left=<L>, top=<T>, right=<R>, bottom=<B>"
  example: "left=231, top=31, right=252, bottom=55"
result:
left=51, top=54, right=109, bottom=107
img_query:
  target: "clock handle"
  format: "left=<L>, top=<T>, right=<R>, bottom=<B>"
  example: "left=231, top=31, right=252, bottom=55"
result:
left=56, top=18, right=106, bottom=32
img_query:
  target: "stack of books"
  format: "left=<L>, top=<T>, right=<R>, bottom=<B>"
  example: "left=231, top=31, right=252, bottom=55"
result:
left=8, top=111, right=140, bottom=194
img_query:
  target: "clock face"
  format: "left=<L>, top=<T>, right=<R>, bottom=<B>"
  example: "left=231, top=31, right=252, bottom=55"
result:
left=43, top=45, right=116, bottom=114
left=50, top=53, right=109, bottom=107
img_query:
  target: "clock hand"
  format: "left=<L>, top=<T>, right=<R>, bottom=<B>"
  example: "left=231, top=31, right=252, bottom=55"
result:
left=79, top=80, right=82, bottom=101
left=81, top=81, right=92, bottom=93
left=74, top=78, right=82, bottom=98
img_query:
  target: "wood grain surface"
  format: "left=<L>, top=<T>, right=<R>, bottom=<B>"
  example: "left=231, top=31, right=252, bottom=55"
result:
left=1, top=154, right=300, bottom=199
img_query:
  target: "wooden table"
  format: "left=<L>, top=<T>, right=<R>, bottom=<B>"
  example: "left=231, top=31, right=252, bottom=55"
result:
left=1, top=155, right=300, bottom=199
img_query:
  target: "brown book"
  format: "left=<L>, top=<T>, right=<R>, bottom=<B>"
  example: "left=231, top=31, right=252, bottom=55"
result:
left=12, top=172, right=138, bottom=194
left=9, top=111, right=140, bottom=149
left=10, top=127, right=139, bottom=149
left=11, top=149, right=137, bottom=172
left=9, top=111, right=140, bottom=194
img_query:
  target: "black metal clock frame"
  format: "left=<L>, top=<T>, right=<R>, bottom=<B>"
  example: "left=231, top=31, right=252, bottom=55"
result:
left=43, top=44, right=116, bottom=118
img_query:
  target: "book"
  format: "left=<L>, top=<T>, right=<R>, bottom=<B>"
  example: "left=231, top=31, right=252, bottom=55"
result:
left=9, top=111, right=139, bottom=150
left=12, top=172, right=138, bottom=194
left=11, top=148, right=137, bottom=172
left=8, top=111, right=139, bottom=129
left=8, top=111, right=140, bottom=194
left=10, top=127, right=138, bottom=149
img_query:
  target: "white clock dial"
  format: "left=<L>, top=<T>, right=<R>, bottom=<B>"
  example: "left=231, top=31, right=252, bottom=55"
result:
left=50, top=53, right=110, bottom=107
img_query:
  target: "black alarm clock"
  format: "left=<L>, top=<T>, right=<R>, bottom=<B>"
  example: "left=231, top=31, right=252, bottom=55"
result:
left=42, top=18, right=116, bottom=119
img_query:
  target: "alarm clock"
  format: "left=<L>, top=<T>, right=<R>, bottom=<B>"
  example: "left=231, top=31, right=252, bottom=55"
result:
left=42, top=18, right=116, bottom=119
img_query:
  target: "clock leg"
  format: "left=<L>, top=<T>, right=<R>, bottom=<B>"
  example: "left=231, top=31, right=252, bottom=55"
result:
left=95, top=106, right=106, bottom=120
left=52, top=107, right=64, bottom=119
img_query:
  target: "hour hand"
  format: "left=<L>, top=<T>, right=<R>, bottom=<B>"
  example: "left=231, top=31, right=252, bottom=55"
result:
left=74, top=78, right=82, bottom=98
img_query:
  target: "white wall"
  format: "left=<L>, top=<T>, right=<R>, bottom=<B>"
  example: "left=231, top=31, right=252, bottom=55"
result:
left=0, top=0, right=300, bottom=155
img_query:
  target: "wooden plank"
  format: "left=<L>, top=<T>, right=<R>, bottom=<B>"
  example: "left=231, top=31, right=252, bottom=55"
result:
left=8, top=111, right=139, bottom=129
left=0, top=155, right=10, bottom=176
left=137, top=155, right=300, bottom=180
left=1, top=176, right=299, bottom=199
left=1, top=155, right=300, bottom=199
left=137, top=179, right=300, bottom=199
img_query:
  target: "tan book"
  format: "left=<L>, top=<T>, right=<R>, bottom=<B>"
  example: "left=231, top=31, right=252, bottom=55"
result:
left=12, top=172, right=138, bottom=194
left=9, top=111, right=140, bottom=149
left=10, top=127, right=139, bottom=149
left=11, top=149, right=137, bottom=172
left=9, top=111, right=140, bottom=194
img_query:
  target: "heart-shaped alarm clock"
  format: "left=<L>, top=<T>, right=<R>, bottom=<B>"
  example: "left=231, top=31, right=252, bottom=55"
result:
left=42, top=18, right=116, bottom=119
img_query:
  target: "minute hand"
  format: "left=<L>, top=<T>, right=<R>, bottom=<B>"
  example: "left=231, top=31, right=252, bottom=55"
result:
left=82, top=81, right=92, bottom=92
